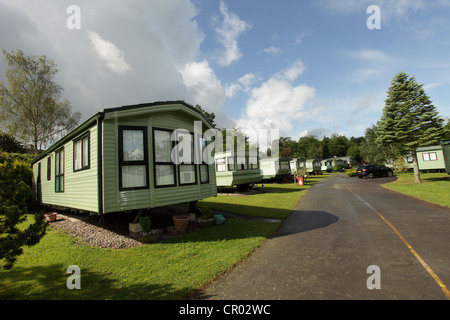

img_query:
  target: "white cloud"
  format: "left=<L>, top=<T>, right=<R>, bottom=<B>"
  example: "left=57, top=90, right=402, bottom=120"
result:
left=0, top=0, right=233, bottom=126
left=214, top=1, right=252, bottom=66
left=88, top=31, right=131, bottom=74
left=178, top=60, right=235, bottom=128
left=236, top=60, right=315, bottom=137
left=263, top=46, right=281, bottom=57
left=225, top=73, right=260, bottom=98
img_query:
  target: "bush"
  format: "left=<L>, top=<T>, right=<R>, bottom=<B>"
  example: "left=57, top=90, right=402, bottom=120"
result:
left=346, top=167, right=357, bottom=177
left=0, top=153, right=47, bottom=269
left=139, top=216, right=152, bottom=233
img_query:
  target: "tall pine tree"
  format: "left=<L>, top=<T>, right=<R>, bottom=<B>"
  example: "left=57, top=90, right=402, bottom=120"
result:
left=376, top=72, right=445, bottom=183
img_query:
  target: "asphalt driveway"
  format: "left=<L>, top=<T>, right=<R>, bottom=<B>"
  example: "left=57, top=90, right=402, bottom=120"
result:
left=194, top=174, right=450, bottom=300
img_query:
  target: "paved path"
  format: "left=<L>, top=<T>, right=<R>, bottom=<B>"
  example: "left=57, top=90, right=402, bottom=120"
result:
left=194, top=174, right=450, bottom=300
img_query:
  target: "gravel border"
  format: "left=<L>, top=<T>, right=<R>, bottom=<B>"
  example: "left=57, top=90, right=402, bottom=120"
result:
left=50, top=213, right=142, bottom=249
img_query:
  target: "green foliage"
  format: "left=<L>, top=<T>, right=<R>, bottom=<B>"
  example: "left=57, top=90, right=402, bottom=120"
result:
left=376, top=72, right=445, bottom=182
left=0, top=48, right=81, bottom=152
left=346, top=167, right=357, bottom=177
left=0, top=132, right=26, bottom=153
left=328, top=134, right=348, bottom=157
left=139, top=216, right=152, bottom=233
left=377, top=72, right=445, bottom=152
left=392, top=156, right=410, bottom=173
left=199, top=205, right=213, bottom=220
left=0, top=153, right=47, bottom=270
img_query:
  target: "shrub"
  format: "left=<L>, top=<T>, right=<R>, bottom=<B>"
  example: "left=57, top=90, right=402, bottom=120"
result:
left=346, top=167, right=357, bottom=177
left=139, top=216, right=152, bottom=233
left=0, top=153, right=47, bottom=269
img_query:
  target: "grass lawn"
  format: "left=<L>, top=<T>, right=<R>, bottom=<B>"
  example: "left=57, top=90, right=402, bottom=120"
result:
left=383, top=172, right=450, bottom=208
left=201, top=173, right=338, bottom=219
left=0, top=172, right=336, bottom=300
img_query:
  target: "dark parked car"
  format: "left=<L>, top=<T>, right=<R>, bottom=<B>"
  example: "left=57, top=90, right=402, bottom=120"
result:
left=356, top=164, right=393, bottom=178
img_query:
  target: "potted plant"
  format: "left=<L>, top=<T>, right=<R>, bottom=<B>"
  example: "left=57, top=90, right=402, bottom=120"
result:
left=197, top=205, right=215, bottom=228
left=137, top=216, right=162, bottom=243
left=172, top=214, right=190, bottom=232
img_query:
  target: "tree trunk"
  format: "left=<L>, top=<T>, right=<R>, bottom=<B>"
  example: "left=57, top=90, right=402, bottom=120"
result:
left=412, top=152, right=422, bottom=183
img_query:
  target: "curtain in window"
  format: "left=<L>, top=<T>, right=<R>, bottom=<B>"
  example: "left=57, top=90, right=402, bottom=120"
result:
left=154, top=130, right=172, bottom=162
left=122, top=165, right=146, bottom=189
left=123, top=130, right=144, bottom=161
left=82, top=136, right=89, bottom=166
left=156, top=164, right=175, bottom=186
left=74, top=139, right=83, bottom=170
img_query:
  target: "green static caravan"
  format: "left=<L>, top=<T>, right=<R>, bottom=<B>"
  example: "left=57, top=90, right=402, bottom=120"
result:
left=214, top=150, right=262, bottom=188
left=259, top=157, right=292, bottom=181
left=320, top=159, right=333, bottom=172
left=305, top=159, right=321, bottom=174
left=31, top=101, right=217, bottom=215
left=416, top=142, right=450, bottom=174
left=290, top=158, right=306, bottom=174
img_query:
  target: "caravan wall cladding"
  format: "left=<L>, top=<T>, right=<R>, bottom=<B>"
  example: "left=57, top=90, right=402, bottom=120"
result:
left=32, top=102, right=217, bottom=215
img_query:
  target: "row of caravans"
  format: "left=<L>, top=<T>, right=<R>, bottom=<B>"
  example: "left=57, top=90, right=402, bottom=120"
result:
left=29, top=100, right=355, bottom=215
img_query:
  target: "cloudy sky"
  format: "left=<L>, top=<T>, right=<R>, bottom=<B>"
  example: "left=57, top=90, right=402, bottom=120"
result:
left=1, top=0, right=449, bottom=140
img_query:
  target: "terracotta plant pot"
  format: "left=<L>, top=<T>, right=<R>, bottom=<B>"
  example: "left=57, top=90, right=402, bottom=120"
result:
left=44, top=212, right=57, bottom=222
left=172, top=215, right=190, bottom=232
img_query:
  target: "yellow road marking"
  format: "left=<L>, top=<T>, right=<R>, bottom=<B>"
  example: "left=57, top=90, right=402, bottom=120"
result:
left=347, top=187, right=450, bottom=300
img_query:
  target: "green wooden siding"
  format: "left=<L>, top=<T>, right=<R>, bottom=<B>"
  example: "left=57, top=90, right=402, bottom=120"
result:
left=32, top=125, right=98, bottom=212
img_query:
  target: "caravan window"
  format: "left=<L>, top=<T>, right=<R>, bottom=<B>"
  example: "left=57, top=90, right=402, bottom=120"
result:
left=216, top=158, right=226, bottom=172
left=422, top=152, right=437, bottom=161
left=119, top=126, right=149, bottom=190
left=175, top=131, right=197, bottom=186
left=73, top=133, right=90, bottom=171
left=154, top=129, right=176, bottom=187
left=55, top=148, right=64, bottom=192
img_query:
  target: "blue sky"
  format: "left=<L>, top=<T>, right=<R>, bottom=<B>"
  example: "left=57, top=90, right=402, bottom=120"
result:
left=1, top=0, right=449, bottom=140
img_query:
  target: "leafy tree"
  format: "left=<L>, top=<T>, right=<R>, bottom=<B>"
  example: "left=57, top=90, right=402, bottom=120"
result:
left=328, top=133, right=348, bottom=157
left=347, top=136, right=364, bottom=163
left=0, top=48, right=81, bottom=153
left=0, top=132, right=26, bottom=153
left=360, top=125, right=400, bottom=164
left=443, top=117, right=450, bottom=141
left=193, top=104, right=216, bottom=127
left=0, top=157, right=47, bottom=269
left=319, top=136, right=331, bottom=159
left=296, top=136, right=321, bottom=159
left=376, top=72, right=445, bottom=183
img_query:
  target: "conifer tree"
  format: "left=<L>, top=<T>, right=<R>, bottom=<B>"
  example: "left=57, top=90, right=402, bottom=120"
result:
left=376, top=72, right=445, bottom=183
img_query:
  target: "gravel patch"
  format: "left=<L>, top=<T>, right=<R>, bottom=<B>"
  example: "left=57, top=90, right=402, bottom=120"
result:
left=50, top=213, right=142, bottom=249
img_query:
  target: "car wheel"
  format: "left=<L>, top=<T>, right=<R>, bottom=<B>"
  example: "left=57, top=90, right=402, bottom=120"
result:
left=388, top=171, right=393, bottom=177
left=368, top=173, right=374, bottom=178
